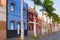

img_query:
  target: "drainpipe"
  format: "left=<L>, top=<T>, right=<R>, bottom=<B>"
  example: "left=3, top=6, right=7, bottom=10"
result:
left=21, top=0, right=24, bottom=40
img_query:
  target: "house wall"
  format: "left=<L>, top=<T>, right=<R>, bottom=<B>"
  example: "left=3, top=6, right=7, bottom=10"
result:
left=36, top=16, right=42, bottom=31
left=7, top=0, right=28, bottom=38
left=28, top=7, right=38, bottom=31
left=0, top=0, right=6, bottom=6
left=0, top=2, right=6, bottom=40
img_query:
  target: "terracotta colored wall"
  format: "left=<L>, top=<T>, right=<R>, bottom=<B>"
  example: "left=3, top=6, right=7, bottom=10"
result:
left=0, top=21, right=6, bottom=40
left=0, top=0, right=6, bottom=6
left=0, top=30, right=6, bottom=40
left=0, top=21, right=6, bottom=30
left=36, top=16, right=42, bottom=30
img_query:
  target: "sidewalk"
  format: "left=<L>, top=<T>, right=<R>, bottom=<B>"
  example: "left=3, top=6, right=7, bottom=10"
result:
left=7, top=31, right=58, bottom=40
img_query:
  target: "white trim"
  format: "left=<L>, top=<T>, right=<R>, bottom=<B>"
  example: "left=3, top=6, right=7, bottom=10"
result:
left=17, top=23, right=20, bottom=35
left=11, top=21, right=14, bottom=30
left=28, top=21, right=40, bottom=24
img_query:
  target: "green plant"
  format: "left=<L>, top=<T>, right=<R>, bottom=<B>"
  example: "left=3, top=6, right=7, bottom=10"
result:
left=17, top=36, right=21, bottom=40
left=32, top=36, right=40, bottom=38
left=32, top=36, right=40, bottom=40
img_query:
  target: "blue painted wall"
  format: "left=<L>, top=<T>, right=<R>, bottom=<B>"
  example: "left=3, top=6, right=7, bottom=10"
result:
left=23, top=2, right=28, bottom=30
left=7, top=0, right=28, bottom=38
left=7, top=0, right=21, bottom=30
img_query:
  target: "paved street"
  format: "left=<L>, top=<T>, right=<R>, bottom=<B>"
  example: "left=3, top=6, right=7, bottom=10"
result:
left=7, top=31, right=60, bottom=40
left=41, top=32, right=60, bottom=40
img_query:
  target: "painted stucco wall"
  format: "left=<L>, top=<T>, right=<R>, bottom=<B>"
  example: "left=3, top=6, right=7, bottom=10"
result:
left=7, top=0, right=28, bottom=38
left=0, top=6, right=6, bottom=21
left=0, top=0, right=6, bottom=6
left=23, top=2, right=28, bottom=30
left=7, top=0, right=21, bottom=30
left=7, top=0, right=28, bottom=30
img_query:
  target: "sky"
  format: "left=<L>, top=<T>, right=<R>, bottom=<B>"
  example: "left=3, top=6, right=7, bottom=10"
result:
left=24, top=0, right=60, bottom=17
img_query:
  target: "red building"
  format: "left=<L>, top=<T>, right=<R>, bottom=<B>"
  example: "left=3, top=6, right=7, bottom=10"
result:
left=28, top=7, right=38, bottom=31
left=28, top=7, right=42, bottom=31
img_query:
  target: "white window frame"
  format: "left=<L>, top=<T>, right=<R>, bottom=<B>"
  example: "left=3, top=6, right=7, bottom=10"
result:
left=10, top=4, right=15, bottom=12
left=10, top=21, right=14, bottom=30
left=17, top=22, right=20, bottom=35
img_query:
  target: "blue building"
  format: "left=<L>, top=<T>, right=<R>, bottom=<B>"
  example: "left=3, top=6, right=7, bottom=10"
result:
left=7, top=0, right=28, bottom=38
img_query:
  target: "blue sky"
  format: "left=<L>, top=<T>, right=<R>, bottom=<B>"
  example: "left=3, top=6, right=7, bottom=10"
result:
left=24, top=0, right=60, bottom=16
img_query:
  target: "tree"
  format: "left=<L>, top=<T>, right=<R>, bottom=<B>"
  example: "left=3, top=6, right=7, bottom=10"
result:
left=32, top=0, right=55, bottom=35
left=40, top=0, right=55, bottom=34
left=33, top=0, right=39, bottom=36
left=52, top=13, right=59, bottom=32
left=21, top=0, right=24, bottom=40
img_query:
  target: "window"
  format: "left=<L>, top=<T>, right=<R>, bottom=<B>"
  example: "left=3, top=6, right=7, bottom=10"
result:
left=30, top=24, right=33, bottom=30
left=17, top=22, right=21, bottom=35
left=10, top=5, right=14, bottom=12
left=10, top=21, right=14, bottom=30
left=10, top=0, right=15, bottom=12
left=30, top=14, right=33, bottom=18
left=24, top=23, right=25, bottom=26
left=17, top=22, right=21, bottom=29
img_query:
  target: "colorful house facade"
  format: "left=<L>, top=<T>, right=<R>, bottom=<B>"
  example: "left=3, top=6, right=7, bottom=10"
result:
left=28, top=7, right=42, bottom=36
left=28, top=7, right=38, bottom=31
left=36, top=16, right=42, bottom=31
left=7, top=0, right=28, bottom=38
left=0, top=0, right=6, bottom=40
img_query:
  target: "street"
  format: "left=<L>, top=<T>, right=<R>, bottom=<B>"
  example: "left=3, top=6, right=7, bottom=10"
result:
left=41, top=32, right=60, bottom=40
left=7, top=31, right=60, bottom=40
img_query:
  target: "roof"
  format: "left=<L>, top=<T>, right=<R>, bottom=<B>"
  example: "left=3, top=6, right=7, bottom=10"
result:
left=28, top=7, right=38, bottom=15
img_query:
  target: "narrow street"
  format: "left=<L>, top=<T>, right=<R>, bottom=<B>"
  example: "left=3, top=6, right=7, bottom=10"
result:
left=41, top=32, right=60, bottom=40
left=7, top=31, right=60, bottom=40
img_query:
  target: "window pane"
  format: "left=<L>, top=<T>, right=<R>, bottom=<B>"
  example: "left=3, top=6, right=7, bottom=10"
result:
left=11, top=21, right=14, bottom=30
left=17, top=22, right=21, bottom=35
left=10, top=5, right=14, bottom=12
